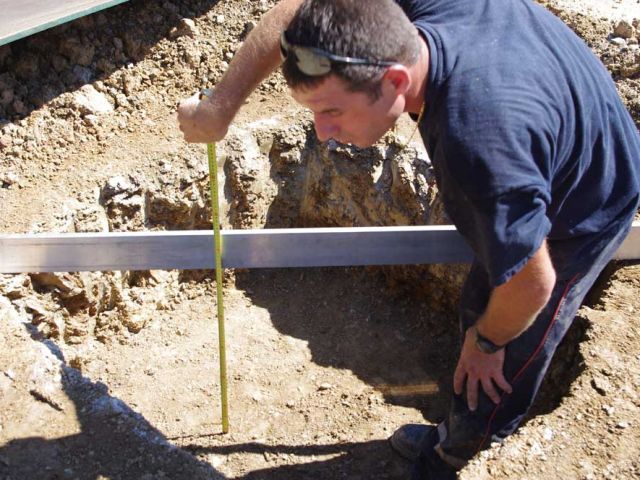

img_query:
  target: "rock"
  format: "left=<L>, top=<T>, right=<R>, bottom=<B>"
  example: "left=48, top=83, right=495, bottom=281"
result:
left=609, top=37, right=627, bottom=47
left=101, top=176, right=145, bottom=231
left=102, top=175, right=140, bottom=199
left=1, top=171, right=18, bottom=187
left=170, top=18, right=198, bottom=39
left=122, top=74, right=141, bottom=95
left=613, top=20, right=635, bottom=39
left=215, top=14, right=225, bottom=24
left=72, top=65, right=93, bottom=85
left=23, top=297, right=50, bottom=317
left=122, top=312, right=147, bottom=333
left=184, top=48, right=201, bottom=68
left=591, top=375, right=612, bottom=396
left=114, top=93, right=130, bottom=108
left=0, top=45, right=11, bottom=67
left=83, top=114, right=99, bottom=127
left=30, top=272, right=78, bottom=294
left=74, top=204, right=109, bottom=233
left=51, top=54, right=69, bottom=73
left=72, top=85, right=113, bottom=115
left=59, top=37, right=95, bottom=66
left=243, top=21, right=257, bottom=37
left=11, top=99, right=26, bottom=115
left=122, top=32, right=143, bottom=59
left=146, top=187, right=209, bottom=230
left=0, top=87, right=13, bottom=108
left=13, top=53, right=39, bottom=80
left=0, top=274, right=31, bottom=299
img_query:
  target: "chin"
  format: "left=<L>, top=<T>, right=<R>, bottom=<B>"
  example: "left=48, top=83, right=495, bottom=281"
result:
left=352, top=137, right=378, bottom=148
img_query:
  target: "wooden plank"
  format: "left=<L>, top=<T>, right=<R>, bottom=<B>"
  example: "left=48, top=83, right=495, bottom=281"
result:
left=0, top=0, right=129, bottom=46
left=0, top=223, right=638, bottom=273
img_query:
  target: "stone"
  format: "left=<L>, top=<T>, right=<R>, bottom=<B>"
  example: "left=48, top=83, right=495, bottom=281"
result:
left=1, top=171, right=18, bottom=187
left=102, top=175, right=140, bottom=199
left=29, top=272, right=77, bottom=294
left=243, top=21, right=257, bottom=37
left=0, top=87, right=13, bottom=108
left=609, top=37, right=627, bottom=47
left=0, top=274, right=31, bottom=299
left=122, top=33, right=143, bottom=59
left=114, top=93, right=130, bottom=108
left=59, top=37, right=95, bottom=66
left=23, top=297, right=50, bottom=317
left=72, top=85, right=113, bottom=115
left=74, top=204, right=109, bottom=233
left=72, top=65, right=93, bottom=85
left=614, top=20, right=635, bottom=39
left=11, top=99, right=25, bottom=115
left=14, top=53, right=39, bottom=80
left=170, top=18, right=198, bottom=39
left=0, top=45, right=11, bottom=66
left=591, top=375, right=612, bottom=396
left=123, top=313, right=148, bottom=333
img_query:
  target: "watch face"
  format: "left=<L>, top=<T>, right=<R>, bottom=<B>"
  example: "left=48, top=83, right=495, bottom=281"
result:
left=473, top=327, right=502, bottom=354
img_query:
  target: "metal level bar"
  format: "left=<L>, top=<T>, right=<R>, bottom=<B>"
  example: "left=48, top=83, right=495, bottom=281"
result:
left=0, top=0, right=129, bottom=46
left=0, top=223, right=638, bottom=273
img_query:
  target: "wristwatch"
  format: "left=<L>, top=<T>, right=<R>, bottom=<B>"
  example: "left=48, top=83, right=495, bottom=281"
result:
left=471, top=326, right=505, bottom=354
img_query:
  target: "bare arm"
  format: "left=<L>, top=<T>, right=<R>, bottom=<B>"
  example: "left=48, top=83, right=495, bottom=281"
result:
left=454, top=240, right=556, bottom=410
left=178, top=0, right=303, bottom=143
left=475, top=239, right=556, bottom=345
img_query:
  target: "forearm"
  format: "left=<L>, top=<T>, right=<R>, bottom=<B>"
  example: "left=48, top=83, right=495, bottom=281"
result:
left=475, top=240, right=556, bottom=346
left=207, top=0, right=303, bottom=116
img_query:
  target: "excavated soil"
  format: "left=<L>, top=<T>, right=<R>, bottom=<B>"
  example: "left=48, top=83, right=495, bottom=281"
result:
left=1, top=1, right=639, bottom=479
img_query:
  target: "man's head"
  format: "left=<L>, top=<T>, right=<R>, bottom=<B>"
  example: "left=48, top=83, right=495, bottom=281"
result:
left=281, top=0, right=422, bottom=147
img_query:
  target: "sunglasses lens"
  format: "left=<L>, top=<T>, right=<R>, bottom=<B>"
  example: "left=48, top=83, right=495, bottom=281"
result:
left=295, top=47, right=331, bottom=76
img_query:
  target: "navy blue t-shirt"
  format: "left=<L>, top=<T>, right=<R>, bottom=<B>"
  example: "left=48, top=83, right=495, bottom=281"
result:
left=396, top=0, right=640, bottom=285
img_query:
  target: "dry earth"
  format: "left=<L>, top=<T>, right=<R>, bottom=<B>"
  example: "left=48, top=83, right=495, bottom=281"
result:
left=0, top=1, right=639, bottom=479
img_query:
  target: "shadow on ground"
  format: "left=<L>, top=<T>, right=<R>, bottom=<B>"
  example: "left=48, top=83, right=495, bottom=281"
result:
left=235, top=267, right=460, bottom=422
left=0, top=326, right=224, bottom=480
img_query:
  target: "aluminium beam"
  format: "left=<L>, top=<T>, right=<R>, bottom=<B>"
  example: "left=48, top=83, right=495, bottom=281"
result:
left=0, top=222, right=638, bottom=274
left=0, top=0, right=129, bottom=46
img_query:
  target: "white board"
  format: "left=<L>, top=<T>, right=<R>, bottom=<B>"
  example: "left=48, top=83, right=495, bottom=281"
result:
left=0, top=0, right=128, bottom=46
left=1, top=223, right=638, bottom=273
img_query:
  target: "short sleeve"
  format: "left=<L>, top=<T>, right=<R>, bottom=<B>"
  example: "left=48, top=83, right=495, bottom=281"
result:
left=431, top=83, right=555, bottom=286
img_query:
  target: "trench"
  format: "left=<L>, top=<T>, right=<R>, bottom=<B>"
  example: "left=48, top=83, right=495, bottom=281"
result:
left=6, top=120, right=592, bottom=425
left=3, top=1, right=634, bottom=476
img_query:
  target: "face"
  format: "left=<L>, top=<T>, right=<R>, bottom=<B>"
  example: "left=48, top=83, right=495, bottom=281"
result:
left=291, top=74, right=406, bottom=148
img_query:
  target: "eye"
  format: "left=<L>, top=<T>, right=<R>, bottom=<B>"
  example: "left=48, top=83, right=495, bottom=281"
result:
left=323, top=109, right=343, bottom=118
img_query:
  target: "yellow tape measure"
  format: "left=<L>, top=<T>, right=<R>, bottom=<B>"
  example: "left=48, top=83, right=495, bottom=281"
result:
left=202, top=88, right=229, bottom=433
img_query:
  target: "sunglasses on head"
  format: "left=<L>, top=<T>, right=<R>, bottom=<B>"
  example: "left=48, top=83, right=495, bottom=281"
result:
left=279, top=32, right=396, bottom=76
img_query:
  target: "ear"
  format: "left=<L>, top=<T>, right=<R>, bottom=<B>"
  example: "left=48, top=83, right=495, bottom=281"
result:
left=382, top=65, right=411, bottom=95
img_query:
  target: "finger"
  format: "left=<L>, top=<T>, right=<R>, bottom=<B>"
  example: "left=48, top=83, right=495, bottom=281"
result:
left=494, top=373, right=513, bottom=394
left=453, top=364, right=465, bottom=395
left=480, top=376, right=501, bottom=404
left=466, top=376, right=478, bottom=411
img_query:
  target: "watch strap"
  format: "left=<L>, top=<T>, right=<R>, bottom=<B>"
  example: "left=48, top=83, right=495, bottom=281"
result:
left=472, top=326, right=504, bottom=354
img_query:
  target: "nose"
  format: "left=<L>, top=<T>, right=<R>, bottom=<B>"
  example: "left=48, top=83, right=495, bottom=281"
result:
left=314, top=114, right=339, bottom=142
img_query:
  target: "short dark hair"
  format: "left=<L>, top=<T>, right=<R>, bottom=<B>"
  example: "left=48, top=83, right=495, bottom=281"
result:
left=282, top=0, right=420, bottom=99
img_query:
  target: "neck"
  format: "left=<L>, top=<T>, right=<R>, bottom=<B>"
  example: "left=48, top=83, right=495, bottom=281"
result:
left=405, top=36, right=429, bottom=114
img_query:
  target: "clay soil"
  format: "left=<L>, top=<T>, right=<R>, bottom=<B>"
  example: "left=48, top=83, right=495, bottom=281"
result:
left=1, top=1, right=640, bottom=479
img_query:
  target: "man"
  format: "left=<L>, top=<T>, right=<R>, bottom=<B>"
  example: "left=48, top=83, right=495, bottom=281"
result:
left=178, top=0, right=640, bottom=478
